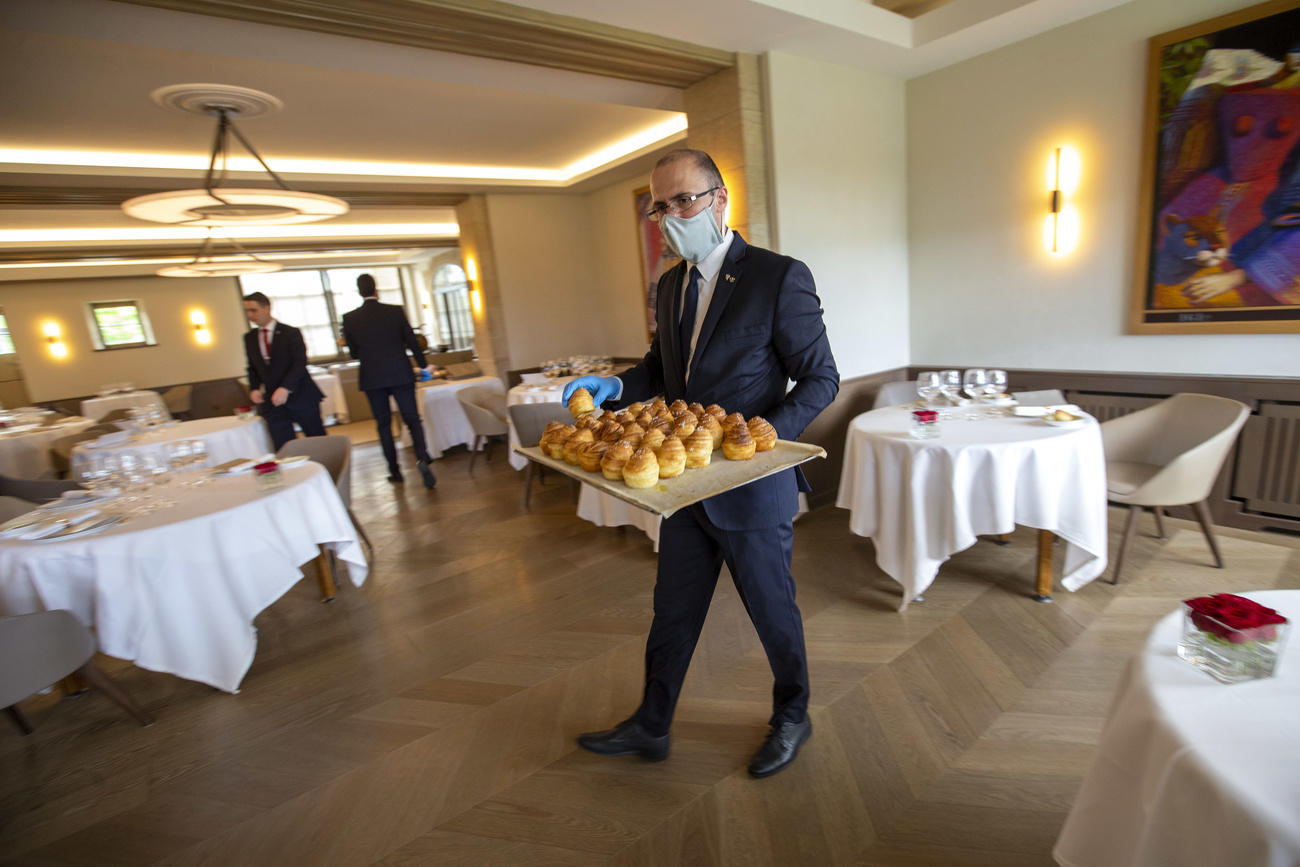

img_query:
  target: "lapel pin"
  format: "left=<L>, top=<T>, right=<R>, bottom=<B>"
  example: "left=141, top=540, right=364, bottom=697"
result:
left=724, top=273, right=736, bottom=283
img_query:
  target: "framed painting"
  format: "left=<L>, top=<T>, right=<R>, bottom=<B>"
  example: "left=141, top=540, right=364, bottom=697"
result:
left=634, top=186, right=674, bottom=341
left=1131, top=0, right=1300, bottom=333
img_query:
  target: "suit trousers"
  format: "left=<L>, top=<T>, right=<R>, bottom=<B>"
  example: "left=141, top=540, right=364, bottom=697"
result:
left=365, top=384, right=432, bottom=471
left=634, top=504, right=809, bottom=737
left=262, top=393, right=326, bottom=450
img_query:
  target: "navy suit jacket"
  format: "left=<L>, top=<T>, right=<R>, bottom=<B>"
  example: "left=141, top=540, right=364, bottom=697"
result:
left=340, top=299, right=427, bottom=391
left=243, top=321, right=323, bottom=404
left=617, top=233, right=839, bottom=530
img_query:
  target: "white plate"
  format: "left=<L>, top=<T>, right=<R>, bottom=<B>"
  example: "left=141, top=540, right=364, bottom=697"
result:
left=41, top=493, right=118, bottom=512
left=986, top=397, right=1018, bottom=407
left=29, top=514, right=127, bottom=541
left=1042, top=415, right=1087, bottom=427
left=277, top=454, right=311, bottom=467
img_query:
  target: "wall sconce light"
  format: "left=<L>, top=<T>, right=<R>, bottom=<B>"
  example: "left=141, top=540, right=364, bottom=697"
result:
left=190, top=309, right=212, bottom=345
left=1044, top=146, right=1081, bottom=255
left=43, top=321, right=68, bottom=359
left=464, top=256, right=478, bottom=282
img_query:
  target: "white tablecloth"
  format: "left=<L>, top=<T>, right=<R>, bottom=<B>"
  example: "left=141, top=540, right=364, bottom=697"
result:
left=70, top=416, right=272, bottom=479
left=310, top=370, right=347, bottom=423
left=1055, top=590, right=1300, bottom=867
left=0, top=463, right=365, bottom=692
left=0, top=417, right=94, bottom=478
left=413, top=375, right=505, bottom=459
left=835, top=406, right=1108, bottom=605
left=80, top=390, right=170, bottom=421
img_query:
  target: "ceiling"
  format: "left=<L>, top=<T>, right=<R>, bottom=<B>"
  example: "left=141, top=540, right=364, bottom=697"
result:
left=0, top=0, right=1130, bottom=279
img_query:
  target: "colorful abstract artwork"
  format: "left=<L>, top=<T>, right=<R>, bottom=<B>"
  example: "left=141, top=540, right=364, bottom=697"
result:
left=1133, top=0, right=1300, bottom=333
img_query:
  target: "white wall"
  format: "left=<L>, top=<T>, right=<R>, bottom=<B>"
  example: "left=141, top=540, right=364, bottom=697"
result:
left=485, top=182, right=651, bottom=370
left=907, top=0, right=1300, bottom=375
left=0, top=274, right=246, bottom=402
left=764, top=51, right=911, bottom=380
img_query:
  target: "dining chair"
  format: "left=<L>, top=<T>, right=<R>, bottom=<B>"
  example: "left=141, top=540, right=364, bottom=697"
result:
left=456, top=387, right=509, bottom=473
left=276, top=435, right=372, bottom=589
left=49, top=430, right=113, bottom=478
left=508, top=402, right=575, bottom=508
left=1100, top=392, right=1250, bottom=584
left=161, top=385, right=193, bottom=420
left=1012, top=389, right=1067, bottom=405
left=872, top=380, right=918, bottom=409
left=1, top=610, right=153, bottom=735
left=0, top=473, right=84, bottom=503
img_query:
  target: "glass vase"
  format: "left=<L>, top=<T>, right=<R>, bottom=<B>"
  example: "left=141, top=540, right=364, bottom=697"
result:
left=1177, top=604, right=1289, bottom=684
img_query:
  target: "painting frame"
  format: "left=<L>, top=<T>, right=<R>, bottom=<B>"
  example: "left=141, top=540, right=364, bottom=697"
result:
left=634, top=186, right=673, bottom=343
left=1130, top=0, right=1300, bottom=334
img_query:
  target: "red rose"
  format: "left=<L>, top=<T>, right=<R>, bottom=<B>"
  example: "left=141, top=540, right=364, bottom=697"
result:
left=1184, top=594, right=1288, bottom=643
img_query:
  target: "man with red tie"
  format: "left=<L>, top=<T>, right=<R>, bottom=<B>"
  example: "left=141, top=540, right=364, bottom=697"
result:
left=242, top=292, right=326, bottom=450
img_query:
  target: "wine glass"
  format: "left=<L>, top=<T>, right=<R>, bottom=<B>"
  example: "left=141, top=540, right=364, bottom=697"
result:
left=962, top=369, right=988, bottom=420
left=985, top=369, right=1008, bottom=417
left=938, top=370, right=962, bottom=418
left=916, top=371, right=941, bottom=407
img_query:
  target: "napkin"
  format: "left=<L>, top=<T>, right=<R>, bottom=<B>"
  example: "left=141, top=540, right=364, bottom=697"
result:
left=8, top=509, right=100, bottom=540
left=210, top=458, right=258, bottom=475
left=1014, top=404, right=1082, bottom=418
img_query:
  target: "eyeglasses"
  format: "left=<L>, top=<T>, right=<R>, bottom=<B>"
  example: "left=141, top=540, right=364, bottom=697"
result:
left=646, top=187, right=719, bottom=222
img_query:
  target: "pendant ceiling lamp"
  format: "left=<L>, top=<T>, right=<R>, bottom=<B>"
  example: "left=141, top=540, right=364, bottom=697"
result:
left=121, top=84, right=349, bottom=227
left=156, top=233, right=283, bottom=278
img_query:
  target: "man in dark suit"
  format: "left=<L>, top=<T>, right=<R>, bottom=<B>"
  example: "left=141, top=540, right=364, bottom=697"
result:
left=563, top=149, right=839, bottom=778
left=340, top=274, right=436, bottom=488
left=241, top=292, right=326, bottom=450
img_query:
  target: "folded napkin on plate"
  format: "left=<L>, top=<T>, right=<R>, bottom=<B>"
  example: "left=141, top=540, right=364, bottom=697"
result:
left=7, top=509, right=100, bottom=540
left=1014, top=404, right=1082, bottom=417
left=87, top=431, right=131, bottom=448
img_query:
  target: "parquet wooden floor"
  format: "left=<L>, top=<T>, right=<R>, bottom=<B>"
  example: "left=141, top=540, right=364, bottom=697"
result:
left=2, top=440, right=1297, bottom=866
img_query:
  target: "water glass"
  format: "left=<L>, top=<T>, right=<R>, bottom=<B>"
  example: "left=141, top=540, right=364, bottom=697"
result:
left=962, top=369, right=988, bottom=419
left=938, top=370, right=962, bottom=419
left=916, top=371, right=941, bottom=406
left=985, top=369, right=1009, bottom=417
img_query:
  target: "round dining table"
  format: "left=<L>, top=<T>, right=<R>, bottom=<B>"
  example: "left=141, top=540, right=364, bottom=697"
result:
left=412, top=375, right=505, bottom=458
left=835, top=405, right=1108, bottom=606
left=0, top=415, right=95, bottom=478
left=79, top=389, right=170, bottom=422
left=0, top=461, right=366, bottom=692
left=69, top=416, right=272, bottom=479
left=1054, top=590, right=1300, bottom=867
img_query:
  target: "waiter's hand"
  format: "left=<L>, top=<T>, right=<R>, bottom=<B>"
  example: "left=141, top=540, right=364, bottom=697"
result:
left=249, top=388, right=264, bottom=405
left=562, top=376, right=620, bottom=407
left=271, top=387, right=289, bottom=406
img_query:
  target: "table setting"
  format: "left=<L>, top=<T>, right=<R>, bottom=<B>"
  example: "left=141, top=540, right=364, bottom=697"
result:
left=69, top=415, right=272, bottom=480
left=0, top=410, right=96, bottom=478
left=80, top=384, right=171, bottom=422
left=1055, top=590, right=1298, bottom=867
left=0, top=453, right=364, bottom=692
left=837, top=368, right=1108, bottom=606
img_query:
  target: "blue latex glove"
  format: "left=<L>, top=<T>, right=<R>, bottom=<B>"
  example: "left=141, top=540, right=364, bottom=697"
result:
left=562, top=375, right=620, bottom=408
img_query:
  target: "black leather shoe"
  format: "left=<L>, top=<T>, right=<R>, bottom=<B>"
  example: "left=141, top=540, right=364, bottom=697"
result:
left=387, top=471, right=404, bottom=484
left=577, top=718, right=669, bottom=762
left=747, top=718, right=812, bottom=778
left=417, top=459, right=437, bottom=489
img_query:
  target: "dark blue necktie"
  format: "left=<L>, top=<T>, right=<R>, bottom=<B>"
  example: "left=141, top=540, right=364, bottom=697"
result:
left=678, top=266, right=702, bottom=376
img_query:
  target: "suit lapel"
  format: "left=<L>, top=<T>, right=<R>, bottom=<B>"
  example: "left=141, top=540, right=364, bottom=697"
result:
left=688, top=233, right=747, bottom=381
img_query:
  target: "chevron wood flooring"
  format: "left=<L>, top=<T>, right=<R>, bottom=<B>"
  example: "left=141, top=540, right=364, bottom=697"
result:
left=2, top=440, right=1297, bottom=866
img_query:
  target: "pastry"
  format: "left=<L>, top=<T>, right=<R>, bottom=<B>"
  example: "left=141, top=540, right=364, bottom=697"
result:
left=575, top=414, right=601, bottom=431
left=684, top=427, right=712, bottom=468
left=543, top=420, right=566, bottom=437
left=545, top=425, right=575, bottom=459
left=687, top=402, right=706, bottom=419
left=626, top=401, right=645, bottom=416
left=599, top=410, right=618, bottom=422
left=622, top=421, right=645, bottom=439
left=669, top=399, right=689, bottom=415
left=568, top=387, right=594, bottom=419
left=698, top=412, right=724, bottom=450
left=748, top=416, right=778, bottom=451
left=616, top=411, right=636, bottom=426
left=705, top=404, right=727, bottom=421
left=599, top=420, right=625, bottom=442
left=651, top=417, right=675, bottom=434
left=602, top=438, right=635, bottom=480
left=655, top=435, right=686, bottom=478
left=640, top=427, right=666, bottom=452
left=671, top=412, right=697, bottom=439
left=622, top=431, right=644, bottom=449
left=635, top=411, right=655, bottom=427
left=578, top=439, right=609, bottom=473
left=722, top=412, right=746, bottom=433
left=649, top=399, right=668, bottom=414
left=563, top=428, right=594, bottom=465
left=623, top=447, right=660, bottom=488
left=722, top=423, right=756, bottom=460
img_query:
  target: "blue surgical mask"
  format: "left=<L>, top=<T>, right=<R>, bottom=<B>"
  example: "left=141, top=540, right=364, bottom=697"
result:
left=659, top=205, right=724, bottom=263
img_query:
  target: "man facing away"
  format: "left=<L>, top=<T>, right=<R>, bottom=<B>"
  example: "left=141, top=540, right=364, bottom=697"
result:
left=563, top=148, right=839, bottom=778
left=241, top=292, right=326, bottom=451
left=340, top=273, right=437, bottom=488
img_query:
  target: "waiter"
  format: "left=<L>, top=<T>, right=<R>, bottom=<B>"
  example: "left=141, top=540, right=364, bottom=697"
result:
left=563, top=149, right=839, bottom=778
left=241, top=292, right=325, bottom=450
left=340, top=274, right=437, bottom=488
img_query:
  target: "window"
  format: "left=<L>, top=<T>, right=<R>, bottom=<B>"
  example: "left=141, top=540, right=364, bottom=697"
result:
left=432, top=263, right=475, bottom=351
left=0, top=311, right=13, bottom=355
left=88, top=301, right=155, bottom=350
left=239, top=266, right=415, bottom=360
